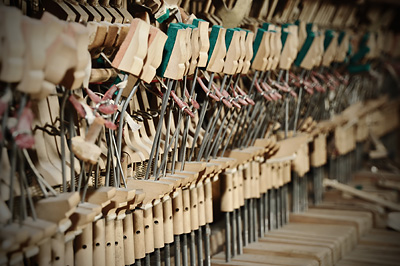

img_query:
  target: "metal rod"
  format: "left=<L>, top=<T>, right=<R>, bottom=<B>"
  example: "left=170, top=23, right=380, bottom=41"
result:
left=264, top=191, right=269, bottom=234
left=165, top=243, right=171, bottom=266
left=182, top=234, right=188, bottom=266
left=145, top=254, right=151, bottom=266
left=145, top=79, right=174, bottom=179
left=155, top=248, right=161, bottom=266
left=197, top=226, right=203, bottom=266
left=190, top=231, right=196, bottom=266
left=225, top=212, right=231, bottom=262
left=243, top=201, right=248, bottom=246
left=232, top=210, right=237, bottom=257
left=259, top=196, right=264, bottom=237
left=59, top=88, right=69, bottom=192
left=237, top=208, right=243, bottom=254
left=204, top=224, right=211, bottom=266
left=174, top=235, right=181, bottom=266
left=188, top=72, right=215, bottom=161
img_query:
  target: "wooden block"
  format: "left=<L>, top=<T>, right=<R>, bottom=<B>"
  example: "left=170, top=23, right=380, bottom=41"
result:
left=282, top=223, right=358, bottom=253
left=251, top=29, right=269, bottom=71
left=241, top=31, right=254, bottom=74
left=35, top=192, right=80, bottom=223
left=212, top=252, right=318, bottom=266
left=140, top=26, right=167, bottom=83
left=192, top=19, right=210, bottom=68
left=206, top=25, right=227, bottom=73
left=112, top=18, right=150, bottom=76
left=243, top=241, right=331, bottom=266
left=269, top=230, right=343, bottom=261
left=223, top=29, right=240, bottom=75
left=126, top=179, right=173, bottom=205
left=289, top=210, right=369, bottom=238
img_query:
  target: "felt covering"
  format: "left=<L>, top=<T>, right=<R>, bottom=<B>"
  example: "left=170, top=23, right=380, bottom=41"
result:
left=348, top=63, right=371, bottom=73
left=281, top=30, right=289, bottom=52
left=251, top=28, right=266, bottom=63
left=206, top=25, right=223, bottom=67
left=324, top=30, right=335, bottom=51
left=225, top=28, right=236, bottom=51
left=294, top=32, right=315, bottom=67
left=192, top=18, right=206, bottom=27
left=262, top=22, right=273, bottom=31
left=156, top=23, right=183, bottom=78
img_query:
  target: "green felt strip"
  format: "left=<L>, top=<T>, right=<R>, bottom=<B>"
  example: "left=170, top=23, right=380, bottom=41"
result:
left=225, top=28, right=236, bottom=51
left=359, top=32, right=370, bottom=49
left=306, top=23, right=314, bottom=33
left=205, top=25, right=223, bottom=68
left=324, top=30, right=334, bottom=51
left=251, top=28, right=266, bottom=63
left=156, top=8, right=170, bottom=24
left=281, top=31, right=289, bottom=52
left=156, top=23, right=183, bottom=77
left=178, top=22, right=196, bottom=29
left=294, top=32, right=315, bottom=67
left=338, top=31, right=345, bottom=45
left=350, top=46, right=369, bottom=64
left=262, top=22, right=272, bottom=31
left=281, top=23, right=290, bottom=30
left=192, top=18, right=206, bottom=27
left=348, top=63, right=370, bottom=73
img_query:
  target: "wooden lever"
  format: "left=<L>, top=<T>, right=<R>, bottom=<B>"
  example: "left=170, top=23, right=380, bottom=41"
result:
left=112, top=18, right=150, bottom=77
left=206, top=25, right=227, bottom=73
left=157, top=23, right=187, bottom=80
left=71, top=116, right=104, bottom=165
left=251, top=29, right=269, bottom=71
left=242, top=30, right=254, bottom=74
left=193, top=18, right=210, bottom=68
left=140, top=26, right=168, bottom=83
left=223, top=28, right=241, bottom=75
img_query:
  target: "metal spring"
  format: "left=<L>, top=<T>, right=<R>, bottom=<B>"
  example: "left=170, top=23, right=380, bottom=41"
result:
left=25, top=168, right=44, bottom=198
left=134, top=161, right=147, bottom=179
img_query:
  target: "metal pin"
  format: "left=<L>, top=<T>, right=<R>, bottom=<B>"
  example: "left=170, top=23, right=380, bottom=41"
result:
left=165, top=243, right=171, bottom=266
left=270, top=188, right=276, bottom=229
left=225, top=212, right=231, bottom=262
left=237, top=208, right=243, bottom=254
left=253, top=199, right=258, bottom=242
left=259, top=196, right=264, bottom=237
left=145, top=254, right=151, bottom=266
left=197, top=226, right=203, bottom=265
left=243, top=202, right=248, bottom=246
left=155, top=248, right=161, bottom=266
left=264, top=191, right=269, bottom=234
left=174, top=235, right=181, bottom=266
left=204, top=224, right=211, bottom=266
left=232, top=209, right=237, bottom=257
left=182, top=234, right=188, bottom=266
left=190, top=231, right=196, bottom=266
left=249, top=199, right=255, bottom=242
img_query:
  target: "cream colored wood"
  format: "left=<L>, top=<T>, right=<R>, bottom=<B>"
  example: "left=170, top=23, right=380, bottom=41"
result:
left=112, top=19, right=150, bottom=76
left=206, top=27, right=227, bottom=73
